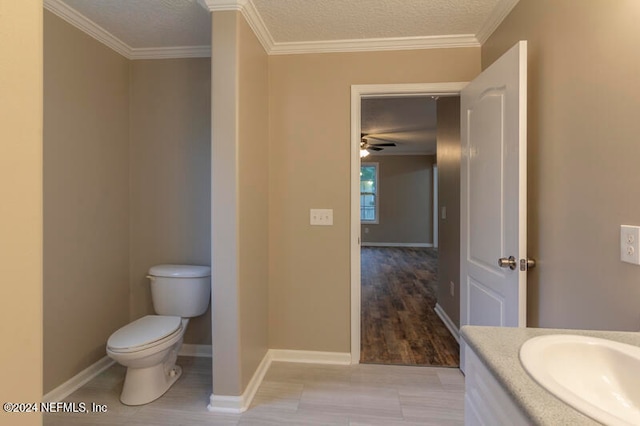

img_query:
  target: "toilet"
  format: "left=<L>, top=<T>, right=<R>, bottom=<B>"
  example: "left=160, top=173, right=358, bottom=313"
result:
left=106, top=264, right=211, bottom=405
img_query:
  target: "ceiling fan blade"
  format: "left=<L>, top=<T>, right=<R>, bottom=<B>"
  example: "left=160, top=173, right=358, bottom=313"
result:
left=368, top=142, right=396, bottom=147
left=366, top=136, right=398, bottom=144
left=368, top=146, right=384, bottom=151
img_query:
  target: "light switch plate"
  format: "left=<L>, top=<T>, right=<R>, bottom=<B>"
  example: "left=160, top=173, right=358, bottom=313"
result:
left=620, top=225, right=640, bottom=265
left=310, top=209, right=333, bottom=226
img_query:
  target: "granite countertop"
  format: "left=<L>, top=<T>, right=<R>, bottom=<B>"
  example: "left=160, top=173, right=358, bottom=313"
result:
left=460, top=325, right=640, bottom=426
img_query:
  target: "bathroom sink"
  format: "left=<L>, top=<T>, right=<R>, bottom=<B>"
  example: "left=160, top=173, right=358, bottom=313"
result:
left=520, top=334, right=640, bottom=426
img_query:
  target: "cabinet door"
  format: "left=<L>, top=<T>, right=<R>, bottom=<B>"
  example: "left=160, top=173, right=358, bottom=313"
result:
left=464, top=345, right=532, bottom=425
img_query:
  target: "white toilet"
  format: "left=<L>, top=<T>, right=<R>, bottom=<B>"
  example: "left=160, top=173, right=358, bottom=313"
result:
left=106, top=264, right=211, bottom=405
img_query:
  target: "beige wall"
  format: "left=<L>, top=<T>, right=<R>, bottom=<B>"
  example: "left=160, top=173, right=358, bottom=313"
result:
left=43, top=12, right=212, bottom=393
left=237, top=14, right=270, bottom=390
left=361, top=155, right=435, bottom=245
left=269, top=48, right=481, bottom=352
left=435, top=97, right=461, bottom=327
left=484, top=0, right=640, bottom=329
left=211, top=10, right=241, bottom=396
left=211, top=11, right=269, bottom=396
left=43, top=11, right=130, bottom=393
left=129, top=58, right=212, bottom=345
left=0, top=1, right=43, bottom=424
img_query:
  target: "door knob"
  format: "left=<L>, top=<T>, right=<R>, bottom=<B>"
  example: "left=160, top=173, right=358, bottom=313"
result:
left=498, top=256, right=517, bottom=270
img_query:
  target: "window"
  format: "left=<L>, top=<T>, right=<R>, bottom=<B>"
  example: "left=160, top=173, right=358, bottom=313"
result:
left=360, top=163, right=378, bottom=223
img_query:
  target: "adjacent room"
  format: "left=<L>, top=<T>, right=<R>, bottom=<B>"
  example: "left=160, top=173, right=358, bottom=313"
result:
left=358, top=96, right=459, bottom=367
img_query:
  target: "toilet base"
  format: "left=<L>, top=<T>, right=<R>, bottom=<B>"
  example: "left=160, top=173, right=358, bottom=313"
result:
left=120, top=363, right=183, bottom=406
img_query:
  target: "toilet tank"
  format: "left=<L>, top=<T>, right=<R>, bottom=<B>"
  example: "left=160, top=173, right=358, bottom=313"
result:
left=148, top=264, right=211, bottom=317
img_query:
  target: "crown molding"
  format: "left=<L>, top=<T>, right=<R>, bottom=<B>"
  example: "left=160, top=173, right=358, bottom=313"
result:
left=269, top=34, right=480, bottom=55
left=476, top=0, right=521, bottom=44
left=197, top=0, right=478, bottom=55
left=46, top=0, right=516, bottom=59
left=44, top=0, right=131, bottom=58
left=197, top=0, right=249, bottom=12
left=239, top=0, right=275, bottom=53
left=44, top=0, right=212, bottom=60
left=130, top=46, right=211, bottom=60
left=197, top=0, right=274, bottom=54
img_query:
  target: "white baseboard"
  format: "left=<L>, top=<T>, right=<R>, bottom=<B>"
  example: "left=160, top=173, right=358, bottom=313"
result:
left=52, top=348, right=350, bottom=413
left=269, top=349, right=351, bottom=365
left=43, top=356, right=115, bottom=402
left=179, top=344, right=212, bottom=357
left=208, top=350, right=273, bottom=414
left=207, top=349, right=351, bottom=413
left=43, top=345, right=211, bottom=403
left=207, top=394, right=247, bottom=414
left=434, top=303, right=460, bottom=344
left=361, top=242, right=434, bottom=248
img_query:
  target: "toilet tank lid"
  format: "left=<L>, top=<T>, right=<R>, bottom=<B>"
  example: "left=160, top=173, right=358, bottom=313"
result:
left=148, top=264, right=211, bottom=278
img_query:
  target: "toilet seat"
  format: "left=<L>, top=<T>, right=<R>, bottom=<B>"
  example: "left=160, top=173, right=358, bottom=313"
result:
left=107, top=315, right=183, bottom=354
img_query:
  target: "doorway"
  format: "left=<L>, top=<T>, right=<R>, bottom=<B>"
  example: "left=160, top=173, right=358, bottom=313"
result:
left=350, top=83, right=466, bottom=365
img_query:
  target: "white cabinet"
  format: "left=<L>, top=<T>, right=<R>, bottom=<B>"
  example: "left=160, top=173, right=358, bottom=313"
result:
left=464, top=345, right=532, bottom=426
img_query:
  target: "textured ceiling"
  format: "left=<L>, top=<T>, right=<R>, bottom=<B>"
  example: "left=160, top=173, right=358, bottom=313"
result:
left=61, top=0, right=211, bottom=48
left=253, top=0, right=501, bottom=42
left=361, top=97, right=442, bottom=156
left=51, top=0, right=515, bottom=53
left=49, top=0, right=496, bottom=150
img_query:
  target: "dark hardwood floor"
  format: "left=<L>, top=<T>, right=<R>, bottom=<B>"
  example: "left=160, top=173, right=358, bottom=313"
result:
left=360, top=246, right=459, bottom=367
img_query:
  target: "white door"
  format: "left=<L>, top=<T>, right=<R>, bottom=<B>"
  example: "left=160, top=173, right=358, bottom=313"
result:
left=460, top=41, right=528, bottom=341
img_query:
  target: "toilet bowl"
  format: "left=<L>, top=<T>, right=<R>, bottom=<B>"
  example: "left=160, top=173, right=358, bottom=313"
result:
left=106, top=264, right=210, bottom=405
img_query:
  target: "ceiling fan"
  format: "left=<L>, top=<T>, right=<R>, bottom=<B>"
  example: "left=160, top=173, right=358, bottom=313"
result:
left=360, top=133, right=396, bottom=152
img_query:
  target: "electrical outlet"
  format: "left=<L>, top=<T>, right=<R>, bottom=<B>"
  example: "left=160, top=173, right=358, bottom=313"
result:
left=310, top=209, right=333, bottom=226
left=449, top=281, right=455, bottom=297
left=621, top=225, right=640, bottom=265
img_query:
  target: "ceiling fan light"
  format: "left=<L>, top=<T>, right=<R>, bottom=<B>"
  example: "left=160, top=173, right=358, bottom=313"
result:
left=360, top=149, right=370, bottom=158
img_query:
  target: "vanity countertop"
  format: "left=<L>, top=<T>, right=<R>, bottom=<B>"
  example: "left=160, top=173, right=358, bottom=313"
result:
left=460, top=325, right=640, bottom=425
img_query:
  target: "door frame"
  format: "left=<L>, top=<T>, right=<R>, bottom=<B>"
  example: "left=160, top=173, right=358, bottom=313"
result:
left=433, top=164, right=438, bottom=249
left=350, top=82, right=468, bottom=364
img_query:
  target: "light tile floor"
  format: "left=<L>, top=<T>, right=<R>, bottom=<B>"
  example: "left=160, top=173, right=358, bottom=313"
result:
left=44, top=357, right=465, bottom=425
